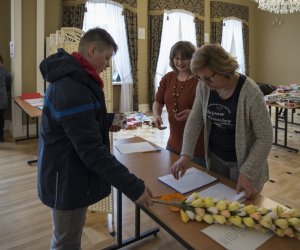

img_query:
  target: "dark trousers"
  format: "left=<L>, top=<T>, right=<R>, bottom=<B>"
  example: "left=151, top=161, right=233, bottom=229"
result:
left=0, top=109, right=4, bottom=138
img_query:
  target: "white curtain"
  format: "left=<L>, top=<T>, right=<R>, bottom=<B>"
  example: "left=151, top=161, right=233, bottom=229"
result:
left=154, top=11, right=197, bottom=92
left=83, top=0, right=133, bottom=112
left=221, top=17, right=245, bottom=74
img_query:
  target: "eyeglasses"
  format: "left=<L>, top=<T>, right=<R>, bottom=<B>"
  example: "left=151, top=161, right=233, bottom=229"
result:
left=195, top=72, right=216, bottom=83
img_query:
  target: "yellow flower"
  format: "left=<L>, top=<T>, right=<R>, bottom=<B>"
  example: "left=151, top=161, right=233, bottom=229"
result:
left=274, top=219, right=289, bottom=229
left=259, top=215, right=273, bottom=229
left=216, top=200, right=227, bottom=211
left=228, top=201, right=240, bottom=212
left=213, top=215, right=226, bottom=224
left=185, top=192, right=198, bottom=203
left=229, top=216, right=242, bottom=226
left=276, top=206, right=284, bottom=215
left=203, top=214, right=214, bottom=224
left=243, top=217, right=256, bottom=228
left=195, top=214, right=203, bottom=222
left=257, top=207, right=270, bottom=215
left=190, top=198, right=204, bottom=208
left=276, top=228, right=285, bottom=237
left=281, top=208, right=300, bottom=218
left=204, top=197, right=214, bottom=208
left=195, top=207, right=205, bottom=217
left=288, top=218, right=300, bottom=227
left=244, top=204, right=257, bottom=215
left=180, top=209, right=189, bottom=223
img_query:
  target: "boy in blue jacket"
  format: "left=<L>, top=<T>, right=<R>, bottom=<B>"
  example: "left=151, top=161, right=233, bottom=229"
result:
left=39, top=28, right=153, bottom=250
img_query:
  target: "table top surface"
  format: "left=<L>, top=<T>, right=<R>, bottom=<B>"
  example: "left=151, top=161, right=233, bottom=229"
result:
left=12, top=96, right=42, bottom=117
left=113, top=136, right=299, bottom=250
left=267, top=101, right=300, bottom=109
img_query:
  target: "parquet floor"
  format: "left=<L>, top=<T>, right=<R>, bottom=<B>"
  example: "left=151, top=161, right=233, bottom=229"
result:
left=0, top=110, right=299, bottom=249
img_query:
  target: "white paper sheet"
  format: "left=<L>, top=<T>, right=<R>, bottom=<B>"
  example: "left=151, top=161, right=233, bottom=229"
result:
left=201, top=224, right=273, bottom=250
left=114, top=141, right=160, bottom=154
left=158, top=167, right=217, bottom=194
left=25, top=98, right=44, bottom=107
left=199, top=183, right=246, bottom=203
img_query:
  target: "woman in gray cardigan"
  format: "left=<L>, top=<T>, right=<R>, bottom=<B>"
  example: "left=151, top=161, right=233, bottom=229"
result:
left=171, top=44, right=273, bottom=200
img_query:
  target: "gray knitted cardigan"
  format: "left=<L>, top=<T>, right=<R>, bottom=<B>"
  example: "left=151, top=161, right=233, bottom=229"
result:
left=181, top=77, right=273, bottom=192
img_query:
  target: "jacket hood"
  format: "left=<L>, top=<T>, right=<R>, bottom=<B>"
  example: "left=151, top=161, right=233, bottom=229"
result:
left=40, top=49, right=83, bottom=83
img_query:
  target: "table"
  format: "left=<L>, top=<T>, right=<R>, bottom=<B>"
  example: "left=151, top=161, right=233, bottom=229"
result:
left=106, top=136, right=299, bottom=250
left=12, top=96, right=42, bottom=165
left=268, top=102, right=300, bottom=153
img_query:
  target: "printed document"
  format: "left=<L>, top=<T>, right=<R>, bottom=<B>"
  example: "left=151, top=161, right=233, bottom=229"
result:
left=199, top=183, right=247, bottom=203
left=158, top=167, right=217, bottom=194
left=201, top=224, right=272, bottom=250
left=115, top=141, right=159, bottom=154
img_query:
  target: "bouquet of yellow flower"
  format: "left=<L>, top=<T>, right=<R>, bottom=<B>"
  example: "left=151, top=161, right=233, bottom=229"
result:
left=155, top=192, right=300, bottom=239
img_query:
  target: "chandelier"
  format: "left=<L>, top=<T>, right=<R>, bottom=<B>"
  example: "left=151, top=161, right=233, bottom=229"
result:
left=255, top=0, right=300, bottom=14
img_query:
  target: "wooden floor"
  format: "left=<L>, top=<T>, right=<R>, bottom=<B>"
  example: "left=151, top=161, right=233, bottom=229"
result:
left=0, top=110, right=299, bottom=250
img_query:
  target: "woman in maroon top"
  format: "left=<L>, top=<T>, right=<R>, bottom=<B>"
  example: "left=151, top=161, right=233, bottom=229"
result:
left=153, top=41, right=205, bottom=166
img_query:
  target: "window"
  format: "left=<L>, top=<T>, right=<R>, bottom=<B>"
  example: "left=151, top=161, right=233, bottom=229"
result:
left=221, top=17, right=245, bottom=74
left=83, top=0, right=132, bottom=85
left=154, top=10, right=197, bottom=92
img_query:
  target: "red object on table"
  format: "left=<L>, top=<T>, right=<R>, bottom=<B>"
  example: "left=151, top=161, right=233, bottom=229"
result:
left=20, top=92, right=42, bottom=100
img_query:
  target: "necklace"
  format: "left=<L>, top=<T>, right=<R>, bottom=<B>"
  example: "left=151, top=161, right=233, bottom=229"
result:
left=172, top=73, right=191, bottom=113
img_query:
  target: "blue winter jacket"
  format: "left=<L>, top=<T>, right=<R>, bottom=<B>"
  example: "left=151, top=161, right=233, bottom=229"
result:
left=38, top=49, right=144, bottom=210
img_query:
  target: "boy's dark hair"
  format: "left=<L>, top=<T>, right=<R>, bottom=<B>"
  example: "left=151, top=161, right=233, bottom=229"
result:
left=0, top=54, right=3, bottom=64
left=79, top=28, right=118, bottom=54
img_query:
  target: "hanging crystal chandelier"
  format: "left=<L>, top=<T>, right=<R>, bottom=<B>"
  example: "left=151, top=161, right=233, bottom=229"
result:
left=255, top=0, right=300, bottom=14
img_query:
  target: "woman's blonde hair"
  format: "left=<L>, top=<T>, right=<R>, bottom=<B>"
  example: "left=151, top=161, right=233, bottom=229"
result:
left=190, top=43, right=238, bottom=78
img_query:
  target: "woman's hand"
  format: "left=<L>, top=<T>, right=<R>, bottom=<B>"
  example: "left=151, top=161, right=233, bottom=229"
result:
left=170, top=155, right=192, bottom=179
left=174, top=109, right=191, bottom=121
left=236, top=173, right=257, bottom=200
left=134, top=186, right=153, bottom=207
left=153, top=115, right=164, bottom=130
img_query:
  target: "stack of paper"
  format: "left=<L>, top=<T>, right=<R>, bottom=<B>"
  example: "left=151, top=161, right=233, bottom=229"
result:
left=158, top=167, right=217, bottom=194
left=114, top=141, right=160, bottom=154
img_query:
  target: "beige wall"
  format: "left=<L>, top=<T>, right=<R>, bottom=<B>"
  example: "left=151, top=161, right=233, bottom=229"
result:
left=0, top=0, right=11, bottom=71
left=45, top=0, right=63, bottom=37
left=255, top=11, right=300, bottom=85
left=137, top=0, right=149, bottom=108
left=22, top=0, right=37, bottom=93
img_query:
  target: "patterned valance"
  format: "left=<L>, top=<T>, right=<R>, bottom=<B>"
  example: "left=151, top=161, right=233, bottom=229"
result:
left=210, top=1, right=249, bottom=23
left=148, top=0, right=204, bottom=17
left=63, top=0, right=87, bottom=6
left=63, top=0, right=137, bottom=11
left=113, top=0, right=137, bottom=8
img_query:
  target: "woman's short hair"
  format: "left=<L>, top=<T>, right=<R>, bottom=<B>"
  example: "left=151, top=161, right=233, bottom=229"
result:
left=169, top=41, right=196, bottom=72
left=190, top=43, right=238, bottom=78
left=79, top=28, right=118, bottom=55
